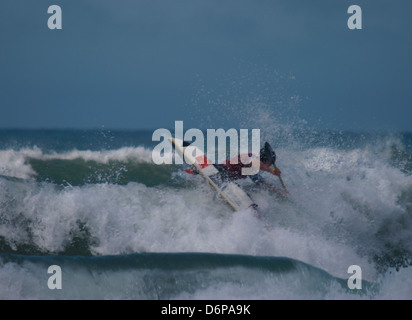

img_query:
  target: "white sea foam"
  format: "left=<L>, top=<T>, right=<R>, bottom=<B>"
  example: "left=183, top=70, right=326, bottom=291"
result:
left=0, top=135, right=411, bottom=299
left=1, top=143, right=411, bottom=281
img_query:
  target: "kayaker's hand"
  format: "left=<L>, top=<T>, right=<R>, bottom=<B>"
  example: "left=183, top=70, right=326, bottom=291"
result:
left=271, top=168, right=281, bottom=177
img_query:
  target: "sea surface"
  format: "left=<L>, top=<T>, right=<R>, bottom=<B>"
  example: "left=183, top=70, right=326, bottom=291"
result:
left=0, top=129, right=411, bottom=299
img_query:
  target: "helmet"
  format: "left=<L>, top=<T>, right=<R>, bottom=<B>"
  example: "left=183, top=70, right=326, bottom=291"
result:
left=260, top=142, right=276, bottom=165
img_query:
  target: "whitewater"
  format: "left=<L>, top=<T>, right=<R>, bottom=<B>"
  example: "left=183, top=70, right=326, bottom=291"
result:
left=0, top=129, right=411, bottom=299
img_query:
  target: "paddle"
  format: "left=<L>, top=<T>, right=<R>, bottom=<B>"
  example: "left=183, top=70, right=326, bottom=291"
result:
left=270, top=146, right=288, bottom=195
left=274, top=164, right=288, bottom=194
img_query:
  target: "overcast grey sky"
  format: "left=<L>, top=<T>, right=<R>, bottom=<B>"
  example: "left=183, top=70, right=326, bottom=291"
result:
left=1, top=0, right=411, bottom=131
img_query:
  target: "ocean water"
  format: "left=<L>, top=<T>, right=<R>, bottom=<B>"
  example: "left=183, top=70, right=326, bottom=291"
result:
left=0, top=129, right=411, bottom=299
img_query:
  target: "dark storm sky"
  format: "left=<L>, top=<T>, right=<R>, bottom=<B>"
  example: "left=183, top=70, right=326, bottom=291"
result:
left=1, top=0, right=411, bottom=131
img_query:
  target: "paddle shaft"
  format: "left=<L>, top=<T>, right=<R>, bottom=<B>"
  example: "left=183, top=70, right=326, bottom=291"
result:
left=274, top=165, right=288, bottom=192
